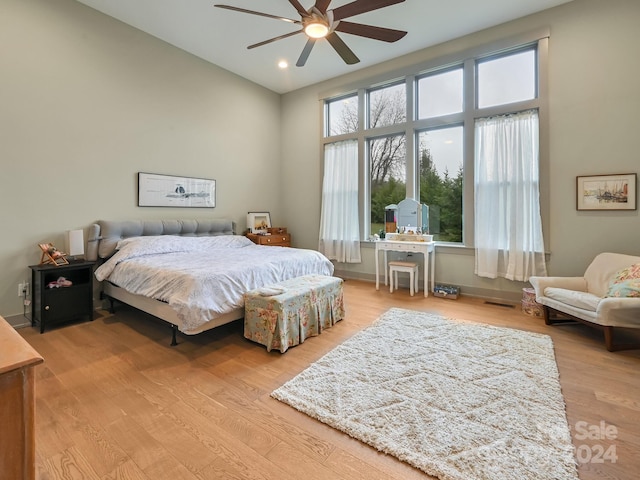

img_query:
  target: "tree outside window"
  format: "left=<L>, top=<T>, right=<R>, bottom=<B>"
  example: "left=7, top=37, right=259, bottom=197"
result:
left=418, top=127, right=463, bottom=242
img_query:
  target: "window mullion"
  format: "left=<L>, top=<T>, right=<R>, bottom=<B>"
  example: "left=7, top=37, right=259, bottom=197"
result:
left=357, top=88, right=367, bottom=240
left=405, top=75, right=416, bottom=200
left=463, top=58, right=476, bottom=247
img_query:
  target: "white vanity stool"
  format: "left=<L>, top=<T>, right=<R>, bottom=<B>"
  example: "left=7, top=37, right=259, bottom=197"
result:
left=389, top=261, right=419, bottom=296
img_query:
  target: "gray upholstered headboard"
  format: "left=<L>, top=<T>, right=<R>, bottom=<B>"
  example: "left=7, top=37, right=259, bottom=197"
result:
left=86, top=219, right=235, bottom=260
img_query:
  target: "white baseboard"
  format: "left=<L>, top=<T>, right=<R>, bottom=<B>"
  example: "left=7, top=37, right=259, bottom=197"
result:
left=333, top=270, right=522, bottom=305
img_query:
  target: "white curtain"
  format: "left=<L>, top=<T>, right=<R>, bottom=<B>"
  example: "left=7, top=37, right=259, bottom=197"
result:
left=319, top=140, right=361, bottom=263
left=474, top=109, right=547, bottom=281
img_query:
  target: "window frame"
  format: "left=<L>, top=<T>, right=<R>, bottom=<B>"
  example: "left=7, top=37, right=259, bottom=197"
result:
left=320, top=30, right=549, bottom=248
left=366, top=80, right=407, bottom=130
left=325, top=92, right=359, bottom=137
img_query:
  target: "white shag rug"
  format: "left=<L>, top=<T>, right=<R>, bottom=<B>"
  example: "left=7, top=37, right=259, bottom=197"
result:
left=271, top=308, right=579, bottom=480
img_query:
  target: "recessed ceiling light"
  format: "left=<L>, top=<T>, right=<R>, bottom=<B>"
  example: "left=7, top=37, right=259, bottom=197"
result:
left=278, top=60, right=288, bottom=69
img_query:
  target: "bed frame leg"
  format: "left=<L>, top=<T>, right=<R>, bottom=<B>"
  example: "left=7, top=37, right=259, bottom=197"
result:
left=170, top=324, right=178, bottom=346
left=108, top=297, right=115, bottom=314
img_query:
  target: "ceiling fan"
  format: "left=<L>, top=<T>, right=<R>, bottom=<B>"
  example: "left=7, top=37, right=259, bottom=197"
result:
left=214, top=0, right=407, bottom=67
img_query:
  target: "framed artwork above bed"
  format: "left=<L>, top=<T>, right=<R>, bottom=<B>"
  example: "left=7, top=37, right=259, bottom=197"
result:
left=138, top=172, right=216, bottom=208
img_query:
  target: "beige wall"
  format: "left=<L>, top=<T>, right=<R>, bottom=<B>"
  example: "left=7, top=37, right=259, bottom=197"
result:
left=2, top=0, right=639, bottom=321
left=281, top=0, right=640, bottom=301
left=0, top=0, right=281, bottom=320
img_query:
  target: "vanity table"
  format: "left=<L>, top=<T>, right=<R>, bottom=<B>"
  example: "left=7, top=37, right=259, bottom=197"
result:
left=375, top=238, right=435, bottom=297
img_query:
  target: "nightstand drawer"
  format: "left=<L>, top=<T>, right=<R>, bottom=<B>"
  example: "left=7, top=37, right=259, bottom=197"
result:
left=247, top=231, right=291, bottom=247
left=256, top=234, right=291, bottom=246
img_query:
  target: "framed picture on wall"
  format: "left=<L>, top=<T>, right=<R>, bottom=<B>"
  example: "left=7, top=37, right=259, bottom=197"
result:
left=247, top=212, right=271, bottom=233
left=576, top=173, right=637, bottom=211
left=138, top=172, right=216, bottom=208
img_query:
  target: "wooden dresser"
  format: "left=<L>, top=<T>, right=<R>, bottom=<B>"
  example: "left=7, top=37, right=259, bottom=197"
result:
left=0, top=316, right=43, bottom=480
left=247, top=227, right=291, bottom=247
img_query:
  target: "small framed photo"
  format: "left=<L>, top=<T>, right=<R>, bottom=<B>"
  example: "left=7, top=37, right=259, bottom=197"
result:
left=247, top=212, right=271, bottom=233
left=576, top=173, right=637, bottom=211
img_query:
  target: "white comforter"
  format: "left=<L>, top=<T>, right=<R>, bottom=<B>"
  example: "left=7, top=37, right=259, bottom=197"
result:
left=95, top=235, right=334, bottom=332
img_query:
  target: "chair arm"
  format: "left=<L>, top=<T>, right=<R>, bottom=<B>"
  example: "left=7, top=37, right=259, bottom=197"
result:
left=596, top=297, right=640, bottom=328
left=597, top=296, right=640, bottom=313
left=529, top=276, right=587, bottom=300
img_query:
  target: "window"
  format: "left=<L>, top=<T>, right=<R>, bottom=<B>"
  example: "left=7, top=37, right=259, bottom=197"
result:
left=417, top=126, right=463, bottom=241
left=368, top=82, right=406, bottom=128
left=319, top=140, right=361, bottom=263
left=369, top=134, right=406, bottom=236
left=326, top=94, right=358, bottom=136
left=321, top=35, right=547, bottom=250
left=477, top=49, right=536, bottom=108
left=474, top=110, right=547, bottom=279
left=417, top=68, right=463, bottom=119
left=416, top=66, right=465, bottom=242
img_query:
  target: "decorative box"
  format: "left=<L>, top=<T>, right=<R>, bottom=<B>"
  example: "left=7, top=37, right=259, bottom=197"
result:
left=268, top=227, right=287, bottom=234
left=433, top=284, right=459, bottom=299
left=521, top=287, right=543, bottom=317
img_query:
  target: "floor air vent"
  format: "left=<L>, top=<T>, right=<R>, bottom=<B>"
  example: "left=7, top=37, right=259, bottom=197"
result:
left=484, top=301, right=515, bottom=308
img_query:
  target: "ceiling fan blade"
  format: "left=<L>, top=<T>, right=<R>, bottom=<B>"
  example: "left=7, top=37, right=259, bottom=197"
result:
left=326, top=32, right=359, bottom=65
left=214, top=5, right=300, bottom=24
left=248, top=30, right=303, bottom=49
left=334, top=21, right=407, bottom=42
left=314, top=0, right=332, bottom=14
left=296, top=39, right=316, bottom=67
left=332, top=0, right=405, bottom=22
left=288, top=0, right=310, bottom=17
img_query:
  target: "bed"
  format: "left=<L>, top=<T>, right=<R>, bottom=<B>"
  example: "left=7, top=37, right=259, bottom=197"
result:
left=86, top=219, right=334, bottom=344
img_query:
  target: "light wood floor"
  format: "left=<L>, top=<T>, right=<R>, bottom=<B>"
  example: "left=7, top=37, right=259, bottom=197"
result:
left=18, top=279, right=640, bottom=480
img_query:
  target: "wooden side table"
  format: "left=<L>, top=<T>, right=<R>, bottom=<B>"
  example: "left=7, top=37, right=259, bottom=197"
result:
left=247, top=228, right=291, bottom=247
left=29, top=261, right=95, bottom=333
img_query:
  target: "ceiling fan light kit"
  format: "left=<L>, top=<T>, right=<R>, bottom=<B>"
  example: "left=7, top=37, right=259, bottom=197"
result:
left=304, top=21, right=329, bottom=39
left=215, top=0, right=407, bottom=67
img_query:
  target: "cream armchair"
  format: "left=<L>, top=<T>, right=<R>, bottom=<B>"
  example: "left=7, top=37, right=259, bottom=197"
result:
left=530, top=252, right=640, bottom=351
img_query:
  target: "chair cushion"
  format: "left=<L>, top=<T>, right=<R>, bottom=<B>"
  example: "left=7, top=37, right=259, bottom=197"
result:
left=544, top=287, right=601, bottom=312
left=606, top=263, right=640, bottom=298
left=388, top=261, right=418, bottom=268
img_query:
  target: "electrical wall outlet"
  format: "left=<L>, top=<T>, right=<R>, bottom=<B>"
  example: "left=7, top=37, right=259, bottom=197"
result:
left=18, top=282, right=29, bottom=296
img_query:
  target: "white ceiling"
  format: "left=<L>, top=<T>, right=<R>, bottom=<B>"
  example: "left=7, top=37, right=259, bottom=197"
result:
left=75, top=0, right=573, bottom=94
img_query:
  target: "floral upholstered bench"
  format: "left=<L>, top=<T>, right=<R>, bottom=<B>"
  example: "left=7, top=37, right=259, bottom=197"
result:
left=243, top=275, right=345, bottom=353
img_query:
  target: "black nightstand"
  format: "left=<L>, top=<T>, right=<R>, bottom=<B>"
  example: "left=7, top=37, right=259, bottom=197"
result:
left=29, top=261, right=95, bottom=333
